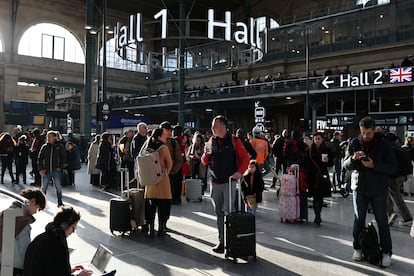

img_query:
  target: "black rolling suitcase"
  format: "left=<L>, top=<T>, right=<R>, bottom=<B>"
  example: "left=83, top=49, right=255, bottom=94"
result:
left=225, top=177, right=256, bottom=263
left=109, top=168, right=132, bottom=235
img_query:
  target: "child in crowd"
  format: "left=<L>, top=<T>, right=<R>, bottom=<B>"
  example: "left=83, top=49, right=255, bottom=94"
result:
left=241, top=160, right=265, bottom=216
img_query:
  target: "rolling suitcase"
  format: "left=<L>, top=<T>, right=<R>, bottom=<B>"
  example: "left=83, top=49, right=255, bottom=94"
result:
left=128, top=186, right=145, bottom=228
left=185, top=178, right=203, bottom=202
left=279, top=164, right=300, bottom=223
left=225, top=177, right=256, bottom=263
left=109, top=168, right=132, bottom=235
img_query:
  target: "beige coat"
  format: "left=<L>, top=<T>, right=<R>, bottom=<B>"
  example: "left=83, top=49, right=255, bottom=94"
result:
left=87, top=142, right=100, bottom=175
left=144, top=145, right=173, bottom=199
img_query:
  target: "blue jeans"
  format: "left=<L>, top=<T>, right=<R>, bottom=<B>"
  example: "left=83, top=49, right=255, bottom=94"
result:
left=41, top=170, right=63, bottom=206
left=353, top=192, right=392, bottom=254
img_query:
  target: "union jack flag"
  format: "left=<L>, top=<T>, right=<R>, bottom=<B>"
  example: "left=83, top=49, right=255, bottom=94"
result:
left=390, top=67, right=412, bottom=83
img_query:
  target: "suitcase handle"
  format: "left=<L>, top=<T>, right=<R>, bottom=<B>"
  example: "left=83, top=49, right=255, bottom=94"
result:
left=229, top=176, right=243, bottom=213
left=120, top=168, right=129, bottom=198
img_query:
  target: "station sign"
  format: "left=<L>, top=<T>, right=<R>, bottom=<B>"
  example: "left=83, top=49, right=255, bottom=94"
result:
left=322, top=67, right=412, bottom=89
left=254, top=107, right=265, bottom=118
left=371, top=113, right=414, bottom=125
left=326, top=115, right=356, bottom=127
left=115, top=9, right=268, bottom=62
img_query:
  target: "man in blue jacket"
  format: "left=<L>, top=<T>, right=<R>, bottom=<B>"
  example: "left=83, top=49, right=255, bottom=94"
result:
left=343, top=117, right=397, bottom=267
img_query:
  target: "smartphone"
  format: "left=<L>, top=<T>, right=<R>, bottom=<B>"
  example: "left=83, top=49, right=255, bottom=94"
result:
left=360, top=156, right=369, bottom=161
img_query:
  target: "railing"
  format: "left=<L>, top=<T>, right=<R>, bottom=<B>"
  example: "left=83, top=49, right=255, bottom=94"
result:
left=111, top=67, right=409, bottom=109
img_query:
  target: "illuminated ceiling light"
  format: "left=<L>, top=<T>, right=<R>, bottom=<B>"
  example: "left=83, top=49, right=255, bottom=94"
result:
left=53, top=77, right=59, bottom=81
left=105, top=25, right=110, bottom=30
left=89, top=30, right=98, bottom=35
left=93, top=79, right=98, bottom=83
left=85, top=25, right=92, bottom=30
left=296, top=50, right=300, bottom=54
left=291, top=49, right=295, bottom=53
left=395, top=101, right=400, bottom=106
left=125, top=109, right=129, bottom=113
left=358, top=40, right=362, bottom=44
left=198, top=52, right=202, bottom=56
left=321, top=26, right=325, bottom=30
left=145, top=76, right=149, bottom=80
left=379, top=14, right=384, bottom=19
left=288, top=38, right=294, bottom=42
left=231, top=45, right=235, bottom=49
left=205, top=108, right=213, bottom=112
left=324, top=30, right=330, bottom=34
left=271, top=37, right=275, bottom=41
left=286, top=96, right=292, bottom=100
left=107, top=30, right=114, bottom=34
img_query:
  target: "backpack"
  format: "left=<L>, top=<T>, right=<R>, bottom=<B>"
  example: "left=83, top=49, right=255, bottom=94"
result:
left=393, top=146, right=413, bottom=177
left=358, top=220, right=381, bottom=265
left=137, top=145, right=165, bottom=185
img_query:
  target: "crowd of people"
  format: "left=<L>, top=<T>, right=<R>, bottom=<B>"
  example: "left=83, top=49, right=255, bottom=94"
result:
left=1, top=114, right=414, bottom=272
left=0, top=127, right=81, bottom=207
left=84, top=115, right=412, bottom=267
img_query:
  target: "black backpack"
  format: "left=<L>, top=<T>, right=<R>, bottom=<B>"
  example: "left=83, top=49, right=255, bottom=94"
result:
left=393, top=146, right=413, bottom=177
left=358, top=221, right=381, bottom=265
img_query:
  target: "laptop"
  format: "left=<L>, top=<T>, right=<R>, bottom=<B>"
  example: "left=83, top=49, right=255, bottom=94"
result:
left=88, top=244, right=113, bottom=275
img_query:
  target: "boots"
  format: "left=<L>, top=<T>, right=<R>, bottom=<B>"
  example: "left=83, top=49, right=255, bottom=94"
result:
left=313, top=197, right=323, bottom=226
left=148, top=223, right=155, bottom=238
left=158, top=224, right=166, bottom=238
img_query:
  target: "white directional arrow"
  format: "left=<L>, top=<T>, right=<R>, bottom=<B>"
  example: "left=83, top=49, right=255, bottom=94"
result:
left=322, top=76, right=334, bottom=89
left=102, top=114, right=109, bottom=121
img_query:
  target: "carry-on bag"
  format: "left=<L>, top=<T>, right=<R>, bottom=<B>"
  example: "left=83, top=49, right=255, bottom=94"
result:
left=225, top=177, right=256, bottom=263
left=279, top=164, right=300, bottom=223
left=109, top=168, right=132, bottom=235
left=185, top=178, right=203, bottom=202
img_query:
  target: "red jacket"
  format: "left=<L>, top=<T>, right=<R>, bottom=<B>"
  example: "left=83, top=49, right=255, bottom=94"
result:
left=202, top=134, right=249, bottom=183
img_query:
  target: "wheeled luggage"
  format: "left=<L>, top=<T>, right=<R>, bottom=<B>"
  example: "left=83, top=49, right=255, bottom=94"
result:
left=110, top=168, right=132, bottom=235
left=128, top=188, right=145, bottom=227
left=225, top=177, right=256, bottom=263
left=185, top=178, right=203, bottom=202
left=279, top=164, right=300, bottom=223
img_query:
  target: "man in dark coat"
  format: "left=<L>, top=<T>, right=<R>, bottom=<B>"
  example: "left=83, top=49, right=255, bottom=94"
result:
left=343, top=117, right=397, bottom=267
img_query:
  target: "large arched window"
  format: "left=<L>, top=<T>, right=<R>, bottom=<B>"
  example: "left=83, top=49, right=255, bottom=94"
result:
left=99, top=38, right=149, bottom=73
left=18, top=23, right=84, bottom=63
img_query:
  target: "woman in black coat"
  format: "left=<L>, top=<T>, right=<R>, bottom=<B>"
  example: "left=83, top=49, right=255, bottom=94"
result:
left=303, top=132, right=334, bottom=226
left=241, top=160, right=265, bottom=216
left=95, top=133, right=116, bottom=190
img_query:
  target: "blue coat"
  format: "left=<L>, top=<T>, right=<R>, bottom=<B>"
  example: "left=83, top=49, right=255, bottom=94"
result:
left=343, top=133, right=397, bottom=198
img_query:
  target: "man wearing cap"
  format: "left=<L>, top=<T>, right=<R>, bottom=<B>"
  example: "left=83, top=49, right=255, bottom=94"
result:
left=160, top=121, right=183, bottom=208
left=250, top=127, right=269, bottom=175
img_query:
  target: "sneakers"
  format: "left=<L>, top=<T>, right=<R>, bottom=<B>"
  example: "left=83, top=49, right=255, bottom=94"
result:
left=352, top=249, right=362, bottom=261
left=398, top=219, right=413, bottom=226
left=212, top=243, right=224, bottom=254
left=388, top=213, right=398, bottom=226
left=382, top=253, right=392, bottom=267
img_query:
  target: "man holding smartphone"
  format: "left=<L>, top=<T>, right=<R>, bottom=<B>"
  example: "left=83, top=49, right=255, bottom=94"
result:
left=343, top=117, right=397, bottom=267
